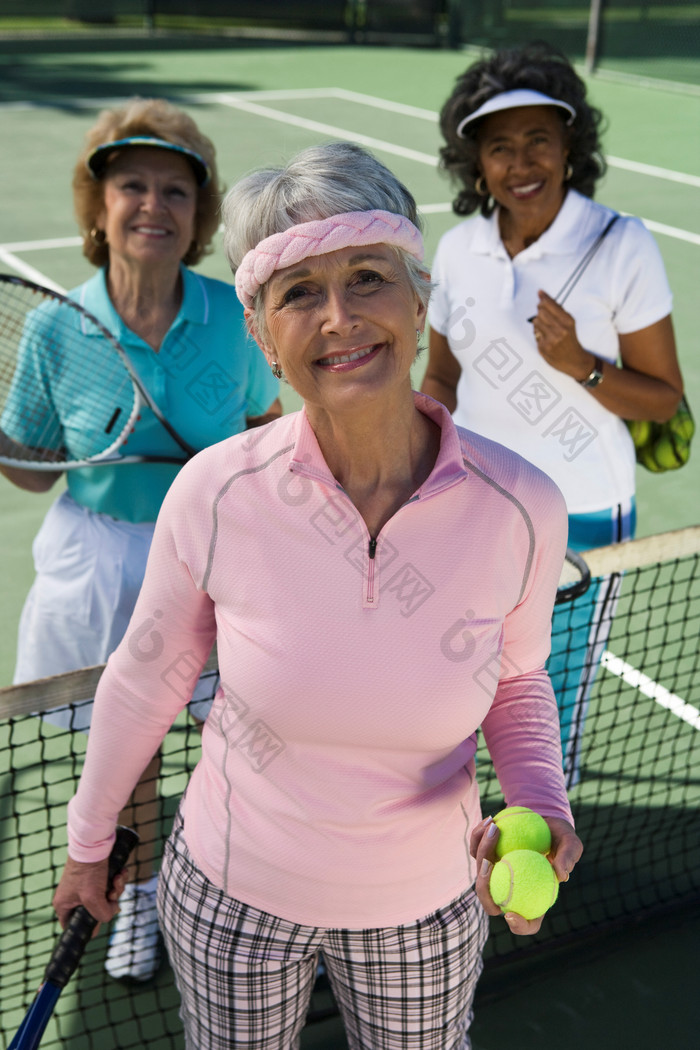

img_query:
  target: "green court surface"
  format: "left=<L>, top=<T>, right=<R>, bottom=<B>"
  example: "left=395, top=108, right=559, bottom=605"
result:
left=0, top=42, right=698, bottom=686
left=0, top=35, right=698, bottom=1050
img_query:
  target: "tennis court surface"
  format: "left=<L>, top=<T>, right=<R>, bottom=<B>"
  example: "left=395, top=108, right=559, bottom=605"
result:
left=1, top=17, right=699, bottom=1050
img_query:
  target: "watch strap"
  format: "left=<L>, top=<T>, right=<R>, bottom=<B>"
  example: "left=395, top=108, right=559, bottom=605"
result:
left=580, top=356, right=605, bottom=388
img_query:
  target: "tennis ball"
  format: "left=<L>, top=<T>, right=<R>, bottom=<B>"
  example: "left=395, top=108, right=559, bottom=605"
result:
left=493, top=806, right=551, bottom=859
left=626, top=419, right=652, bottom=449
left=669, top=410, right=695, bottom=443
left=674, top=440, right=691, bottom=466
left=638, top=445, right=664, bottom=472
left=490, top=849, right=559, bottom=920
left=652, top=436, right=683, bottom=470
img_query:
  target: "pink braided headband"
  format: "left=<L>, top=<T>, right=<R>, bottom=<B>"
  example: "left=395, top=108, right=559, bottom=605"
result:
left=234, top=209, right=424, bottom=308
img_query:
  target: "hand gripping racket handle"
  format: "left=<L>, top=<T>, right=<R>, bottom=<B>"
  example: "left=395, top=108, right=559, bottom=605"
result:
left=44, top=825, right=139, bottom=989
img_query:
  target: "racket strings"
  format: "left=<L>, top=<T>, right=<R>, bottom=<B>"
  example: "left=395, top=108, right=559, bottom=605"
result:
left=0, top=279, right=139, bottom=466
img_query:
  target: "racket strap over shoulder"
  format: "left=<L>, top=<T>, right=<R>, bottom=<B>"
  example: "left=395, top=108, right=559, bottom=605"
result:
left=553, top=214, right=620, bottom=308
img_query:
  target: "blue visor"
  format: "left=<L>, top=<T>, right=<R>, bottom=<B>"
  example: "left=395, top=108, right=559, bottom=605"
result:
left=87, top=136, right=211, bottom=187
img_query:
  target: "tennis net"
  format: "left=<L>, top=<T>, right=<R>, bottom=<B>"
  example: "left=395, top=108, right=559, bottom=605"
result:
left=1, top=525, right=699, bottom=1047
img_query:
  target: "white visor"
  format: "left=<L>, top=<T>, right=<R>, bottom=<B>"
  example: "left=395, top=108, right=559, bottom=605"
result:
left=456, top=89, right=576, bottom=138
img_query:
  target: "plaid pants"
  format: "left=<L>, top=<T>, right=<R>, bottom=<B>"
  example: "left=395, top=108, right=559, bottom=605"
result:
left=157, top=809, right=489, bottom=1050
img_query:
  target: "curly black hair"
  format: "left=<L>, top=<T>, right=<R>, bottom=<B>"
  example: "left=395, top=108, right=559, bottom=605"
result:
left=439, top=42, right=607, bottom=217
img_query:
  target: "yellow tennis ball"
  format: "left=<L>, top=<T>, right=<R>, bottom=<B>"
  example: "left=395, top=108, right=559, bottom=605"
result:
left=674, top=440, right=691, bottom=466
left=493, top=806, right=551, bottom=858
left=638, top=445, right=664, bottom=472
left=652, top=436, right=683, bottom=470
left=626, top=419, right=652, bottom=449
left=489, top=849, right=559, bottom=920
left=669, top=410, right=694, bottom=443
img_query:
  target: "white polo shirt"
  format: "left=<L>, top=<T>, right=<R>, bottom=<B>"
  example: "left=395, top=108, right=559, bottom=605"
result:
left=428, top=190, right=673, bottom=514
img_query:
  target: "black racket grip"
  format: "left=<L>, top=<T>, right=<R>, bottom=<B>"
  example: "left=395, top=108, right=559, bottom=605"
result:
left=44, top=825, right=139, bottom=989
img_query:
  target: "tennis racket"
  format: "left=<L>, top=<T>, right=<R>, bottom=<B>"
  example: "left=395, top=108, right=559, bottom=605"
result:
left=527, top=215, right=619, bottom=322
left=9, top=825, right=139, bottom=1050
left=0, top=273, right=196, bottom=470
left=556, top=548, right=592, bottom=604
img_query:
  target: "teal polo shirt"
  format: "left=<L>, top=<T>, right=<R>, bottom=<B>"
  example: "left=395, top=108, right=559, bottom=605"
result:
left=4, top=267, right=278, bottom=522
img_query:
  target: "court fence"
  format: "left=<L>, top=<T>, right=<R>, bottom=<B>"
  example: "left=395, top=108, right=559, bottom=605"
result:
left=0, top=525, right=698, bottom=1047
left=1, top=2, right=699, bottom=85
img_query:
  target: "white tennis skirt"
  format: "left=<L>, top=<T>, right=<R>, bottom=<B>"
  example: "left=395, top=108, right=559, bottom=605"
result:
left=14, top=491, right=155, bottom=729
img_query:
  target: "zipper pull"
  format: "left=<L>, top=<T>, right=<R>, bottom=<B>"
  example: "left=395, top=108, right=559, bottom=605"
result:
left=368, top=538, right=377, bottom=560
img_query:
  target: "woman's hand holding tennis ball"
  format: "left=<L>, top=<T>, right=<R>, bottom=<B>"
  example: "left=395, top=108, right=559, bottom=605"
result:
left=470, top=807, right=583, bottom=936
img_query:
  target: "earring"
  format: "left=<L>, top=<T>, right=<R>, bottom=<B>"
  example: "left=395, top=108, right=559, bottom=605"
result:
left=564, top=163, right=573, bottom=182
left=475, top=176, right=488, bottom=197
left=271, top=363, right=283, bottom=380
left=89, top=227, right=107, bottom=246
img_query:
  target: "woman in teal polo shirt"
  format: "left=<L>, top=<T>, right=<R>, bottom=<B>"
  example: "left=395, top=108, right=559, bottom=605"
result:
left=1, top=97, right=280, bottom=982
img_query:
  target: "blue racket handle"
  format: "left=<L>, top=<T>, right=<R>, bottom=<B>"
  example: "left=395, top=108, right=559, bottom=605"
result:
left=8, top=827, right=139, bottom=1050
left=43, top=825, right=139, bottom=989
left=8, top=984, right=60, bottom=1050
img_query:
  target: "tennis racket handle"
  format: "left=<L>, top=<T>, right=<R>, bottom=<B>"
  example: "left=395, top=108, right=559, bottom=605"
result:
left=44, top=825, right=139, bottom=989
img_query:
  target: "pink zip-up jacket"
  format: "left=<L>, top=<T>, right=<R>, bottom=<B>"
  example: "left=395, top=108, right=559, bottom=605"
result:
left=68, top=393, right=571, bottom=928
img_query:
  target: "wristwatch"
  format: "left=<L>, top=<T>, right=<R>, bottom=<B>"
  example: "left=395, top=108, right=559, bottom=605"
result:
left=580, top=356, right=605, bottom=388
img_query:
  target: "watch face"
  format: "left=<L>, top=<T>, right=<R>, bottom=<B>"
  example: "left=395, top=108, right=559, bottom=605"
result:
left=582, top=358, right=604, bottom=387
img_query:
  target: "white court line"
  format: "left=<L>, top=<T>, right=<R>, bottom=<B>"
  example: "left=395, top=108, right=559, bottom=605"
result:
left=4, top=86, right=698, bottom=187
left=325, top=88, right=700, bottom=190
left=3, top=212, right=698, bottom=260
left=606, top=155, right=700, bottom=188
left=417, top=202, right=700, bottom=247
left=636, top=217, right=700, bottom=247
left=2, top=89, right=697, bottom=257
left=0, top=248, right=64, bottom=291
left=293, top=86, right=439, bottom=122
left=601, top=650, right=700, bottom=731
left=210, top=91, right=700, bottom=246
left=1, top=237, right=82, bottom=253
left=210, top=92, right=437, bottom=166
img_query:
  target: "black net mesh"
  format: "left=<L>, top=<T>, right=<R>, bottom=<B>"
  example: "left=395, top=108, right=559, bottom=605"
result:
left=1, top=529, right=699, bottom=1046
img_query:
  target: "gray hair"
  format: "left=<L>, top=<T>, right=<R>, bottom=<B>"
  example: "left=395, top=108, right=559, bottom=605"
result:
left=221, top=142, right=432, bottom=339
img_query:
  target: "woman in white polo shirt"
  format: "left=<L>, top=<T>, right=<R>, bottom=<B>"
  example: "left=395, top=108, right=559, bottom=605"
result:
left=422, top=42, right=685, bottom=785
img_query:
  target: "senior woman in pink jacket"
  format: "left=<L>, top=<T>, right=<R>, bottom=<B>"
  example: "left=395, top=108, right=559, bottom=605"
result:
left=54, top=141, right=582, bottom=1050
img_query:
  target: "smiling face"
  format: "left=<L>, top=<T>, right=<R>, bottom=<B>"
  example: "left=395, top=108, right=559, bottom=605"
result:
left=476, top=105, right=570, bottom=230
left=253, top=244, right=426, bottom=422
left=96, top=146, right=198, bottom=274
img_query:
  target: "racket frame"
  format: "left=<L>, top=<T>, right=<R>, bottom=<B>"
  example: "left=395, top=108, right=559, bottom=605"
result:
left=0, top=273, right=195, bottom=470
left=556, top=548, right=592, bottom=604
